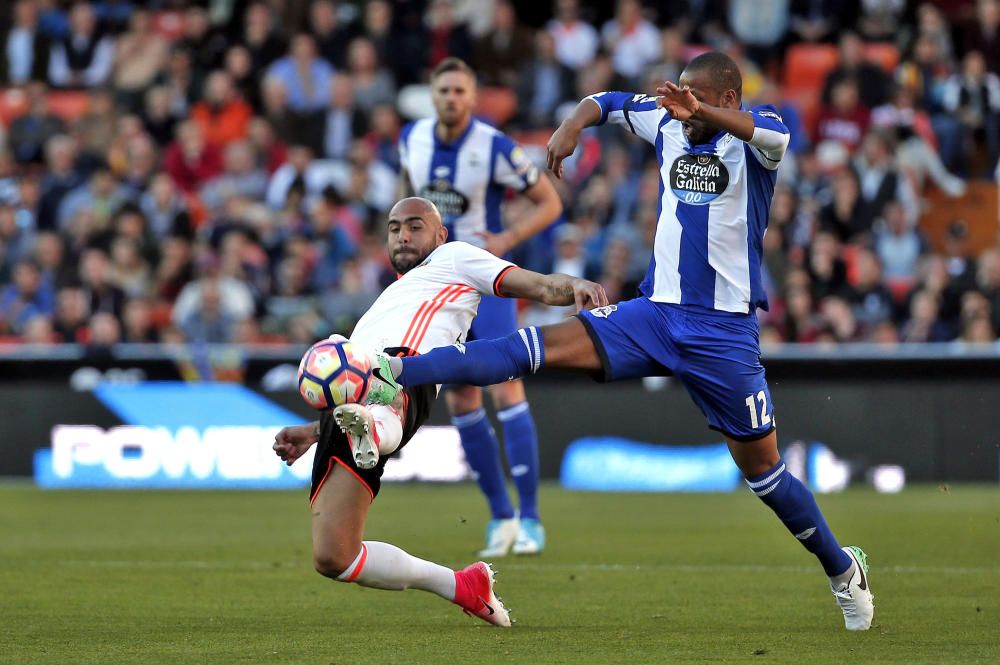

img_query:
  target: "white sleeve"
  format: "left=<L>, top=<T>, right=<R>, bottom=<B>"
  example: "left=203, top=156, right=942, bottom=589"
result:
left=446, top=243, right=517, bottom=297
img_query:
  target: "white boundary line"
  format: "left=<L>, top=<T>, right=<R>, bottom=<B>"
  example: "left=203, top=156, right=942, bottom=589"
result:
left=57, top=560, right=1000, bottom=575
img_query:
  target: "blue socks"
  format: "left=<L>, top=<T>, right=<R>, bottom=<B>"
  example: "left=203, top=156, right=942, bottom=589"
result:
left=452, top=408, right=515, bottom=520
left=497, top=402, right=540, bottom=521
left=398, top=327, right=544, bottom=387
left=746, top=460, right=852, bottom=576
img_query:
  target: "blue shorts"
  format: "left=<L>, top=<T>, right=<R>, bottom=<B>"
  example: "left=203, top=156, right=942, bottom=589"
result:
left=577, top=298, right=775, bottom=441
left=469, top=295, right=518, bottom=341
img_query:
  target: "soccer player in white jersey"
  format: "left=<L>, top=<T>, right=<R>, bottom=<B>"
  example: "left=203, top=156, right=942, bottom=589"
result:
left=398, top=57, right=563, bottom=557
left=371, top=53, right=875, bottom=631
left=271, top=197, right=606, bottom=627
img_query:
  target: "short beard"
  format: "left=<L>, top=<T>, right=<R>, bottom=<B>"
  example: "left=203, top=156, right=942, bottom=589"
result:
left=390, top=252, right=422, bottom=274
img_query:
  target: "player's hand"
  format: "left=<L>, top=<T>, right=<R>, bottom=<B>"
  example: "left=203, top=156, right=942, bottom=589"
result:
left=546, top=121, right=581, bottom=179
left=474, top=230, right=516, bottom=256
left=654, top=81, right=700, bottom=121
left=273, top=423, right=320, bottom=466
left=571, top=278, right=609, bottom=312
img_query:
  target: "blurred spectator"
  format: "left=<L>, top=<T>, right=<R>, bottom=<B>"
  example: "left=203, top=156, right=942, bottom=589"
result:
left=848, top=247, right=895, bottom=331
left=155, top=45, right=199, bottom=120
left=200, top=141, right=268, bottom=215
left=267, top=33, right=333, bottom=114
left=87, top=311, right=122, bottom=352
left=818, top=169, right=862, bottom=242
left=172, top=274, right=253, bottom=343
left=819, top=294, right=860, bottom=342
left=346, top=37, right=397, bottom=113
left=960, top=0, right=1000, bottom=74
left=190, top=70, right=253, bottom=147
left=79, top=247, right=126, bottom=320
left=74, top=88, right=118, bottom=164
left=601, top=0, right=661, bottom=83
left=727, top=0, right=789, bottom=68
left=247, top=117, right=288, bottom=175
left=57, top=164, right=129, bottom=233
left=644, top=27, right=686, bottom=92
left=546, top=0, right=599, bottom=72
left=1, top=0, right=50, bottom=85
left=474, top=0, right=533, bottom=88
left=109, top=236, right=149, bottom=299
left=240, top=1, right=287, bottom=74
left=789, top=0, right=844, bottom=43
left=822, top=31, right=892, bottom=109
left=976, top=246, right=1000, bottom=333
left=852, top=130, right=918, bottom=233
left=33, top=230, right=76, bottom=291
left=178, top=5, right=229, bottom=79
left=9, top=82, right=67, bottom=165
left=141, top=85, right=179, bottom=147
left=223, top=45, right=259, bottom=111
left=807, top=230, right=848, bottom=300
left=122, top=297, right=157, bottom=343
left=163, top=121, right=223, bottom=194
left=52, top=285, right=89, bottom=343
left=516, top=31, right=576, bottom=129
left=48, top=2, right=115, bottom=89
left=783, top=284, right=822, bottom=342
left=426, top=0, right=473, bottom=69
left=857, top=0, right=914, bottom=43
left=815, top=78, right=870, bottom=151
left=942, top=219, right=979, bottom=294
left=324, top=75, right=365, bottom=160
left=901, top=289, right=953, bottom=342
left=942, top=50, right=1000, bottom=174
left=362, top=0, right=423, bottom=87
left=0, top=259, right=54, bottom=334
left=112, top=8, right=168, bottom=113
left=874, top=200, right=926, bottom=282
left=154, top=234, right=194, bottom=304
left=37, top=135, right=85, bottom=231
left=266, top=144, right=340, bottom=211
left=310, top=0, right=356, bottom=69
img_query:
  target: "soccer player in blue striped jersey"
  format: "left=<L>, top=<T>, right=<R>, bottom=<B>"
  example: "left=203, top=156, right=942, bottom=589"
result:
left=398, top=57, right=563, bottom=557
left=373, top=52, right=875, bottom=630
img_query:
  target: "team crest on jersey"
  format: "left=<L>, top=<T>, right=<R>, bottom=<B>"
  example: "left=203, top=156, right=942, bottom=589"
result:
left=590, top=304, right=618, bottom=318
left=669, top=153, right=730, bottom=205
left=510, top=146, right=540, bottom=185
left=420, top=181, right=470, bottom=217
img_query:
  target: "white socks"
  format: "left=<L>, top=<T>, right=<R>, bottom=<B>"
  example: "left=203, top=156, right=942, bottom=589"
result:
left=336, top=541, right=456, bottom=600
left=370, top=405, right=403, bottom=456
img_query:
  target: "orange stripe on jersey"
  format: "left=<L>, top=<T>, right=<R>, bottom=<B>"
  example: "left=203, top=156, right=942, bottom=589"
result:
left=408, top=285, right=474, bottom=351
left=400, top=284, right=464, bottom=349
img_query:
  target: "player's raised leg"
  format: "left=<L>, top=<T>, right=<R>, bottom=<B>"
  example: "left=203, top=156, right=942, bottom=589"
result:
left=310, top=439, right=511, bottom=627
left=333, top=403, right=404, bottom=470
left=446, top=386, right=519, bottom=557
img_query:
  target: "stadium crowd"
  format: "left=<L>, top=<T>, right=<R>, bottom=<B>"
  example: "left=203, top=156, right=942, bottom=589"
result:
left=1, top=0, right=1000, bottom=348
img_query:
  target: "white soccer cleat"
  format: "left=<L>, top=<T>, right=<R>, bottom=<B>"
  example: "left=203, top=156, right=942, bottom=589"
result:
left=333, top=403, right=379, bottom=470
left=512, top=518, right=545, bottom=555
left=477, top=518, right=520, bottom=558
left=831, top=546, right=875, bottom=631
left=454, top=561, right=511, bottom=627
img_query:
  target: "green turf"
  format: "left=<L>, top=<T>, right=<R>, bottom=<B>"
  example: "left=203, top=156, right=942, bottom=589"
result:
left=1, top=483, right=998, bottom=664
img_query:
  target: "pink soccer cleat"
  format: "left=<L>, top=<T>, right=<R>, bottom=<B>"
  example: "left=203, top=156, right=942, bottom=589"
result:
left=453, top=562, right=511, bottom=627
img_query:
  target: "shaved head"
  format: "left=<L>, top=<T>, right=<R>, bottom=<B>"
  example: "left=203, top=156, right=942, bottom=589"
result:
left=386, top=197, right=448, bottom=273
left=388, top=197, right=443, bottom=228
left=683, top=51, right=742, bottom=99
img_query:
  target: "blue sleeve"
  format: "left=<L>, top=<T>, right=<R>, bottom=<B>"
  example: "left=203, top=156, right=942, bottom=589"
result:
left=491, top=133, right=539, bottom=191
left=586, top=91, right=669, bottom=145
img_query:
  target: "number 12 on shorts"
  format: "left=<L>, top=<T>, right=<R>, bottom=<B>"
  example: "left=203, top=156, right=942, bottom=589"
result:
left=745, top=390, right=772, bottom=430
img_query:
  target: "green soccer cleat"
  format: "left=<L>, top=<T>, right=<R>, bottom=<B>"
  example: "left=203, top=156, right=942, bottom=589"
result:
left=366, top=351, right=402, bottom=406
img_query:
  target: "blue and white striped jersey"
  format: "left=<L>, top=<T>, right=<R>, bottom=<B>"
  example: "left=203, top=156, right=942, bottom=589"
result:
left=588, top=92, right=790, bottom=313
left=399, top=118, right=539, bottom=250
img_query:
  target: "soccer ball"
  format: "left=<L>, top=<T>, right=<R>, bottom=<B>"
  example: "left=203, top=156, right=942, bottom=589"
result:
left=297, top=338, right=372, bottom=410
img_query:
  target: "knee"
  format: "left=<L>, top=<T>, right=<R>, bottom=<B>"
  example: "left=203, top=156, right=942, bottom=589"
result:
left=489, top=380, right=525, bottom=409
left=313, top=548, right=356, bottom=580
left=446, top=385, right=482, bottom=414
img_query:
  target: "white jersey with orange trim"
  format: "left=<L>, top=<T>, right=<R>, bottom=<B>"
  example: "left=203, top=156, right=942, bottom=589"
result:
left=349, top=241, right=516, bottom=356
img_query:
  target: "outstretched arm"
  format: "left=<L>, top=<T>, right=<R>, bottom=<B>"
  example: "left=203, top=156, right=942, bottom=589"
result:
left=498, top=267, right=609, bottom=312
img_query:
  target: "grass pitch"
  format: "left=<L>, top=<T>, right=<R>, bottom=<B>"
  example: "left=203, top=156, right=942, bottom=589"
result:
left=1, top=483, right=998, bottom=664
